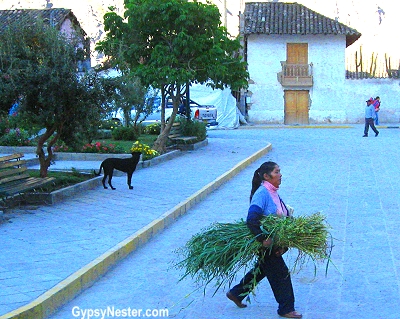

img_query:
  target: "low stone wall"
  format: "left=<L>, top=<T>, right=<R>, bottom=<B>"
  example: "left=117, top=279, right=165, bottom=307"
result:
left=175, top=138, right=208, bottom=151
left=53, top=152, right=131, bottom=161
left=24, top=176, right=104, bottom=205
left=0, top=146, right=37, bottom=154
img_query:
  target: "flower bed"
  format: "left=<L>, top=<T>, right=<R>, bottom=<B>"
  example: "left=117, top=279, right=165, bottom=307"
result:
left=54, top=141, right=125, bottom=154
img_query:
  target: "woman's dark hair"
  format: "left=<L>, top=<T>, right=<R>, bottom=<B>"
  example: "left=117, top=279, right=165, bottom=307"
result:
left=250, top=161, right=278, bottom=202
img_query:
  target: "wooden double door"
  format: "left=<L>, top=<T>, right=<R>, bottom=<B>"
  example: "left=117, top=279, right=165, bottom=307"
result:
left=284, top=90, right=309, bottom=125
left=284, top=43, right=309, bottom=124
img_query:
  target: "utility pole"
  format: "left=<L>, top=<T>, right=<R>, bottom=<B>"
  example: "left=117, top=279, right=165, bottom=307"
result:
left=223, top=0, right=227, bottom=28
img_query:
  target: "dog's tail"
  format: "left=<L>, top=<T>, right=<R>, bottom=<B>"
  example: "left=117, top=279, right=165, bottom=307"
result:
left=93, top=163, right=103, bottom=176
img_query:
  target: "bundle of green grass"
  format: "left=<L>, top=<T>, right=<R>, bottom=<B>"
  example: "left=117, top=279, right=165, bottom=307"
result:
left=174, top=212, right=332, bottom=294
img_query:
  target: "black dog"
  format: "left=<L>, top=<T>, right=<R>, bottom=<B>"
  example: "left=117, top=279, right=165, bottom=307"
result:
left=94, top=152, right=141, bottom=190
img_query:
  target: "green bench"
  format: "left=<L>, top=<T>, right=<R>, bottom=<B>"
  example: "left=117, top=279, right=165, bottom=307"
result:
left=0, top=153, right=55, bottom=206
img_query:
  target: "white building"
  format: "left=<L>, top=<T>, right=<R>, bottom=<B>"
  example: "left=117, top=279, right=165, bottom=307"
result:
left=240, top=2, right=400, bottom=124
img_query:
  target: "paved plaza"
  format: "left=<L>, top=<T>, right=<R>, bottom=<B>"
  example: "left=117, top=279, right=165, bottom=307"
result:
left=1, top=125, right=400, bottom=319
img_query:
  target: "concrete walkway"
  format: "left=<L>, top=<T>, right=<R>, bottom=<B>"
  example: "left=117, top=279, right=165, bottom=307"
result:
left=0, top=130, right=271, bottom=319
left=2, top=124, right=400, bottom=319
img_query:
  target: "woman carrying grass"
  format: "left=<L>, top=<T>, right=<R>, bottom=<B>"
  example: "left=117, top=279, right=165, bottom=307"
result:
left=226, top=161, right=302, bottom=319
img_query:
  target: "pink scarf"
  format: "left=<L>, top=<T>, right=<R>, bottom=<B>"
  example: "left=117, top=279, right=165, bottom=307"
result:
left=262, top=181, right=287, bottom=216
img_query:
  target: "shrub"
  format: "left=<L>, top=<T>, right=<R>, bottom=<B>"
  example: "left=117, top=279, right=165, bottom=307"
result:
left=130, top=141, right=159, bottom=160
left=8, top=113, right=42, bottom=137
left=53, top=143, right=70, bottom=153
left=96, top=129, right=113, bottom=139
left=0, top=128, right=33, bottom=146
left=53, top=141, right=125, bottom=154
left=99, top=118, right=122, bottom=130
left=112, top=126, right=140, bottom=141
left=80, top=142, right=125, bottom=154
left=0, top=116, right=10, bottom=136
left=178, top=117, right=207, bottom=141
left=144, top=123, right=161, bottom=135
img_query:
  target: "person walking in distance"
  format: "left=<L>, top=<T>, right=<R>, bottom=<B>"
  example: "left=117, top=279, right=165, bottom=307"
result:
left=373, top=96, right=381, bottom=125
left=226, top=161, right=302, bottom=318
left=363, top=97, right=379, bottom=137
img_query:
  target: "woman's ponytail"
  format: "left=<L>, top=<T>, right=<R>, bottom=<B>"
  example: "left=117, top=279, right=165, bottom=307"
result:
left=250, top=168, right=262, bottom=202
left=249, top=161, right=278, bottom=202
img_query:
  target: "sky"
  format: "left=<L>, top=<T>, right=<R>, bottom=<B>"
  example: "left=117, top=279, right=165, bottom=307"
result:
left=220, top=0, right=398, bottom=59
left=295, top=0, right=399, bottom=57
left=1, top=0, right=398, bottom=63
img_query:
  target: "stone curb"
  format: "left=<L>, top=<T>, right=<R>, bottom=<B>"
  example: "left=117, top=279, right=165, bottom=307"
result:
left=237, top=124, right=400, bottom=130
left=0, top=143, right=272, bottom=319
left=238, top=125, right=354, bottom=129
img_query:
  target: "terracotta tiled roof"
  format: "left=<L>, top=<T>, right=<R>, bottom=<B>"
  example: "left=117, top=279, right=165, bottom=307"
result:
left=243, top=2, right=361, bottom=47
left=0, top=8, right=86, bottom=35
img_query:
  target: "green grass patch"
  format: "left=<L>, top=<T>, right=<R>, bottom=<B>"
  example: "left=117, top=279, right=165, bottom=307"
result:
left=93, top=134, right=158, bottom=153
left=27, top=169, right=96, bottom=192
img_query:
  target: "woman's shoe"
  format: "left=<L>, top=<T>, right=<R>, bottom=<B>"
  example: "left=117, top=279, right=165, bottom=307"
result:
left=280, top=310, right=303, bottom=318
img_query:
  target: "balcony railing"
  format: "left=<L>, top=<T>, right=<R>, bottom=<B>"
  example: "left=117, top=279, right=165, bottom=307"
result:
left=278, top=62, right=313, bottom=87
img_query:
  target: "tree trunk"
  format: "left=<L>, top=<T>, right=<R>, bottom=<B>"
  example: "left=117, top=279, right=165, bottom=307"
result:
left=160, top=86, right=166, bottom=132
left=124, top=109, right=130, bottom=127
left=153, top=130, right=169, bottom=154
left=153, top=92, right=180, bottom=154
left=36, top=127, right=57, bottom=178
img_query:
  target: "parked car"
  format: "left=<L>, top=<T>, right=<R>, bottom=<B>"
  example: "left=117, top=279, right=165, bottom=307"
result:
left=186, top=99, right=218, bottom=127
left=111, top=96, right=218, bottom=127
left=162, top=97, right=218, bottom=126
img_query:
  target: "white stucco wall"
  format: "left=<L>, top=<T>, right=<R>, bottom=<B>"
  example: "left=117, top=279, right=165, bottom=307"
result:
left=339, top=78, right=400, bottom=123
left=60, top=18, right=91, bottom=71
left=60, top=19, right=73, bottom=37
left=246, top=34, right=400, bottom=124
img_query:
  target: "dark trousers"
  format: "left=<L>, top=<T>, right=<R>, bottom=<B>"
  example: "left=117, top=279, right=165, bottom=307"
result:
left=228, top=251, right=295, bottom=316
left=364, top=118, right=379, bottom=136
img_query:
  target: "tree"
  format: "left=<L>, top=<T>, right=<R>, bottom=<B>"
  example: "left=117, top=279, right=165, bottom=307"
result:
left=0, top=20, right=107, bottom=177
left=97, top=0, right=248, bottom=154
left=104, top=73, right=158, bottom=128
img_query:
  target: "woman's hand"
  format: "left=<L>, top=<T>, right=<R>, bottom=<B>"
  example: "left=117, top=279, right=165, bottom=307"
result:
left=262, top=238, right=272, bottom=247
left=286, top=205, right=294, bottom=216
left=274, top=247, right=288, bottom=257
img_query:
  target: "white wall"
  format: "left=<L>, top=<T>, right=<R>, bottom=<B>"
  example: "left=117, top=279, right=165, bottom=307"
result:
left=338, top=79, right=400, bottom=123
left=246, top=34, right=400, bottom=124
